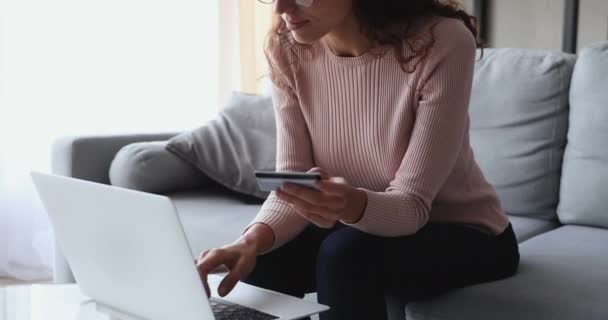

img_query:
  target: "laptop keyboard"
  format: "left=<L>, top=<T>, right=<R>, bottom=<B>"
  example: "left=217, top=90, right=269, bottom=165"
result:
left=209, top=299, right=279, bottom=320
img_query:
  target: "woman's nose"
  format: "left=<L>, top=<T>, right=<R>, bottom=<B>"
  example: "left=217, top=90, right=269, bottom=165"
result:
left=273, top=0, right=296, bottom=14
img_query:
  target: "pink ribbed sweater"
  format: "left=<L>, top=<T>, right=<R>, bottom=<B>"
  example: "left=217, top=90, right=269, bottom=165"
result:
left=247, top=17, right=509, bottom=250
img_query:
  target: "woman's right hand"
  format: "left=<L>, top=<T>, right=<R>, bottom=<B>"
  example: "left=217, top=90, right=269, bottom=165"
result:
left=195, top=223, right=274, bottom=298
left=195, top=240, right=257, bottom=298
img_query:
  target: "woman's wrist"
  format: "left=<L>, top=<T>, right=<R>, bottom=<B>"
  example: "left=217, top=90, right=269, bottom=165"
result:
left=341, top=188, right=367, bottom=224
left=236, top=223, right=275, bottom=255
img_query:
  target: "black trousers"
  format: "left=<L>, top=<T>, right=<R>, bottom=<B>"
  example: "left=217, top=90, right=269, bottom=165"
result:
left=242, top=222, right=520, bottom=320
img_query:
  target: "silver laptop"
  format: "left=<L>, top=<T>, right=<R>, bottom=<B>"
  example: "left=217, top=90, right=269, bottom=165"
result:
left=31, top=172, right=328, bottom=320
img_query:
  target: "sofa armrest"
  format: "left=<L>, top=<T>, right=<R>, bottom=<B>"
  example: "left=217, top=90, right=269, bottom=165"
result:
left=52, top=132, right=181, bottom=184
left=50, top=131, right=181, bottom=283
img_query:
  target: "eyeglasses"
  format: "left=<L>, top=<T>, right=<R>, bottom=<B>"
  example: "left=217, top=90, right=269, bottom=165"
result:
left=257, top=0, right=314, bottom=8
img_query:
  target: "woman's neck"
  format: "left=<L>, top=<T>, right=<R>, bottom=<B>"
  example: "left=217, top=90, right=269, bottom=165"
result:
left=322, top=14, right=372, bottom=57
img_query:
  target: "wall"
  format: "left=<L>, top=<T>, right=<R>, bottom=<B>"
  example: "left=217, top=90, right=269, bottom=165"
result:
left=578, top=0, right=608, bottom=49
left=486, top=0, right=608, bottom=51
left=489, top=0, right=564, bottom=50
left=238, top=1, right=272, bottom=94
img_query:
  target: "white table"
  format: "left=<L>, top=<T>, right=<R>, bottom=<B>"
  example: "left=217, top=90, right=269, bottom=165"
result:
left=0, top=280, right=322, bottom=320
left=0, top=272, right=230, bottom=320
left=0, top=284, right=132, bottom=320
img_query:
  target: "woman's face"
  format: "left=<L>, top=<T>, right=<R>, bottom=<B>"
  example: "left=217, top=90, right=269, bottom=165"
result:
left=273, top=0, right=354, bottom=44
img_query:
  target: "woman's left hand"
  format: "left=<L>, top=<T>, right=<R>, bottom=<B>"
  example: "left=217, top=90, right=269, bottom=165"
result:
left=275, top=167, right=368, bottom=228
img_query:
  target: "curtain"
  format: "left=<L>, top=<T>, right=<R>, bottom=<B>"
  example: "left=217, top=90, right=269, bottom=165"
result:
left=238, top=0, right=273, bottom=95
left=0, top=0, right=226, bottom=281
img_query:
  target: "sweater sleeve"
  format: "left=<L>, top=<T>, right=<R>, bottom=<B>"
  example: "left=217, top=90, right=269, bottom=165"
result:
left=243, top=52, right=313, bottom=251
left=342, top=21, right=477, bottom=236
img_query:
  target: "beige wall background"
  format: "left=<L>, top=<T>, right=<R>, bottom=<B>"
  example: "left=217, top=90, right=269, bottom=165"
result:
left=489, top=0, right=565, bottom=50
left=487, top=0, right=608, bottom=50
left=238, top=1, right=272, bottom=94
left=578, top=0, right=608, bottom=49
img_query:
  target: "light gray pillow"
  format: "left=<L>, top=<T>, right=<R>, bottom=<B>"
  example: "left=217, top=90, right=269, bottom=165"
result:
left=469, top=48, right=576, bottom=220
left=557, top=41, right=608, bottom=228
left=110, top=141, right=211, bottom=194
left=166, top=92, right=276, bottom=199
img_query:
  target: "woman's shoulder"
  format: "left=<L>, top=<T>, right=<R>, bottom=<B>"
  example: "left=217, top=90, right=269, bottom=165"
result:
left=406, top=16, right=477, bottom=86
left=402, top=16, right=476, bottom=72
left=420, top=16, right=477, bottom=54
left=393, top=16, right=476, bottom=75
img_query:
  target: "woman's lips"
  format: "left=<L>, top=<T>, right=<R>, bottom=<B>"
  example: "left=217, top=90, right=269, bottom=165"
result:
left=285, top=19, right=310, bottom=31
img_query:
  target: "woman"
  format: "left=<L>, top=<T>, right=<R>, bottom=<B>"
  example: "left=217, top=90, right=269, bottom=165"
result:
left=196, top=0, right=520, bottom=319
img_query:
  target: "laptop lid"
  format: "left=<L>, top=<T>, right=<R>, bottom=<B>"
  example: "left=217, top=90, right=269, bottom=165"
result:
left=31, top=172, right=214, bottom=320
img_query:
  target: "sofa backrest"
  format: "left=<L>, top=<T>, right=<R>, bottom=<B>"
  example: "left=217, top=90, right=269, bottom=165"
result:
left=469, top=48, right=576, bottom=220
left=557, top=41, right=608, bottom=228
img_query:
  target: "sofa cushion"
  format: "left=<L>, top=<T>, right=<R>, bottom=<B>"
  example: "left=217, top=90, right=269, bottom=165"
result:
left=109, top=141, right=211, bottom=194
left=167, top=186, right=262, bottom=256
left=384, top=215, right=560, bottom=320
left=507, top=215, right=559, bottom=243
left=166, top=92, right=276, bottom=200
left=558, top=41, right=608, bottom=228
left=469, top=49, right=576, bottom=220
left=406, top=225, right=608, bottom=320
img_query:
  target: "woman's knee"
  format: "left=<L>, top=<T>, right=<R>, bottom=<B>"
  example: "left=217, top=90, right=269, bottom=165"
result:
left=316, top=227, right=388, bottom=318
left=317, top=226, right=378, bottom=275
left=242, top=226, right=324, bottom=297
left=242, top=253, right=310, bottom=298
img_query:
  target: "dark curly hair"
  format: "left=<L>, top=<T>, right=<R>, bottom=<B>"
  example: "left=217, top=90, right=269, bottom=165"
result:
left=265, top=0, right=482, bottom=75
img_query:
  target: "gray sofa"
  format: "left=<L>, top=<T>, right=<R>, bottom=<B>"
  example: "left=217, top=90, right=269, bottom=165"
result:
left=51, top=42, right=608, bottom=319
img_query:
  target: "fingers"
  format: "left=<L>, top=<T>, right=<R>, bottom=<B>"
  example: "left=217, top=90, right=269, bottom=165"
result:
left=196, top=248, right=230, bottom=298
left=197, top=249, right=210, bottom=261
left=197, top=248, right=229, bottom=275
left=196, top=245, right=256, bottom=298
left=217, top=259, right=251, bottom=297
left=307, top=167, right=350, bottom=195
left=279, top=192, right=337, bottom=228
left=296, top=209, right=337, bottom=228
left=316, top=177, right=351, bottom=196
left=276, top=188, right=341, bottom=220
left=308, top=167, right=330, bottom=180
left=203, top=279, right=211, bottom=298
left=277, top=167, right=350, bottom=228
left=195, top=250, right=211, bottom=297
left=278, top=184, right=346, bottom=210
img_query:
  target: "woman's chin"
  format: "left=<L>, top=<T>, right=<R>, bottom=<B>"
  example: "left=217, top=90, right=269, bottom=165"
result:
left=291, top=31, right=321, bottom=45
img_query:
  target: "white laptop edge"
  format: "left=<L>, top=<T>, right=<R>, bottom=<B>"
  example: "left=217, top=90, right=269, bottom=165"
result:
left=30, top=171, right=329, bottom=320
